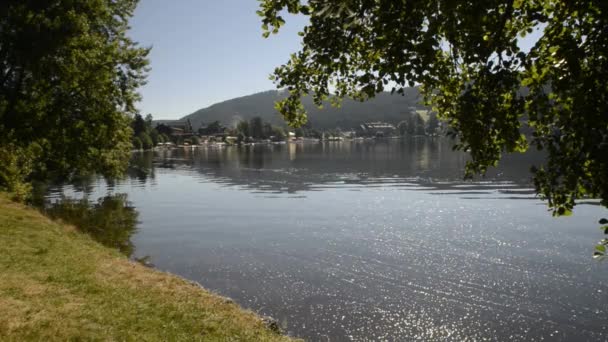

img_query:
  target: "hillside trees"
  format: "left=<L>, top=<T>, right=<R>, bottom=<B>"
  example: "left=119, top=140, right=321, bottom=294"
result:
left=182, top=89, right=426, bottom=131
left=0, top=0, right=149, bottom=199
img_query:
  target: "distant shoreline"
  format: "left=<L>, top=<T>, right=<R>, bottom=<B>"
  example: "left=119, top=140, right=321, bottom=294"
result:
left=131, top=134, right=440, bottom=152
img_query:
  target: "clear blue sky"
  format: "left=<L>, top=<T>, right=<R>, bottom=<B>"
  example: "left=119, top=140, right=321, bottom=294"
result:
left=129, top=1, right=543, bottom=120
left=129, top=0, right=306, bottom=120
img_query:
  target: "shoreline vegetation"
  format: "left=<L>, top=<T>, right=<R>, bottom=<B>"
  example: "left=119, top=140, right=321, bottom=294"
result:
left=0, top=194, right=297, bottom=341
left=134, top=109, right=439, bottom=153
left=132, top=135, right=432, bottom=152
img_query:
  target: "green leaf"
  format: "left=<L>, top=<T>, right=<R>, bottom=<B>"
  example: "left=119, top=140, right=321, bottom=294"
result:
left=0, top=0, right=148, bottom=195
left=260, top=0, right=608, bottom=248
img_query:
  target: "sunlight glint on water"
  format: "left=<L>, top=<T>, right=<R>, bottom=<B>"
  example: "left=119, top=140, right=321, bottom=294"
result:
left=47, top=140, right=608, bottom=341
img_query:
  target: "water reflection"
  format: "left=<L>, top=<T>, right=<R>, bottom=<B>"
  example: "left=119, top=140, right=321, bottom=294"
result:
left=138, top=138, right=542, bottom=196
left=41, top=138, right=607, bottom=341
left=25, top=138, right=541, bottom=202
left=128, top=151, right=156, bottom=184
left=43, top=194, right=138, bottom=257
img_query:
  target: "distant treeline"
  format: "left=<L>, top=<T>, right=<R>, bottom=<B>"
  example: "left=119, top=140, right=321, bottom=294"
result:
left=179, top=89, right=428, bottom=130
left=131, top=114, right=168, bottom=149
left=137, top=110, right=444, bottom=149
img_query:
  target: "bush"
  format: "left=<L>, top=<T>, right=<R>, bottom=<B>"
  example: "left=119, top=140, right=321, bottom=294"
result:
left=295, top=127, right=304, bottom=138
left=272, top=126, right=286, bottom=141
left=0, top=144, right=38, bottom=201
left=149, top=129, right=160, bottom=146
left=138, top=133, right=153, bottom=150
left=132, top=137, right=143, bottom=150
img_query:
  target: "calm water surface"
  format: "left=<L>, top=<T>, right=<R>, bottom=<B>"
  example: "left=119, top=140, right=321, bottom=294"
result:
left=47, top=139, right=608, bottom=341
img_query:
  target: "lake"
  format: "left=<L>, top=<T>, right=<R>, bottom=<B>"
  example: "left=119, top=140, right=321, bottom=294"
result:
left=45, top=138, right=608, bottom=341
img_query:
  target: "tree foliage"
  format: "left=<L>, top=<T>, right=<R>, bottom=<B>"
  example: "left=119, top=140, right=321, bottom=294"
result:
left=156, top=123, right=173, bottom=137
left=408, top=113, right=426, bottom=136
left=272, top=126, right=286, bottom=141
left=131, top=113, right=158, bottom=149
left=0, top=0, right=149, bottom=198
left=236, top=120, right=250, bottom=137
left=132, top=137, right=143, bottom=150
left=149, top=129, right=160, bottom=146
left=295, top=127, right=304, bottom=138
left=198, top=121, right=224, bottom=135
left=132, top=114, right=147, bottom=137
left=138, top=132, right=153, bottom=150
left=250, top=117, right=265, bottom=139
left=258, top=0, right=608, bottom=218
left=427, top=113, right=440, bottom=135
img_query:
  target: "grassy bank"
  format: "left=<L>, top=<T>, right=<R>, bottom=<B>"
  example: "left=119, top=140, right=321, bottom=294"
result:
left=0, top=195, right=295, bottom=341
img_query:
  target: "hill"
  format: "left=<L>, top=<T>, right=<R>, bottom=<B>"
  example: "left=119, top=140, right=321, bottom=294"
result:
left=179, top=88, right=427, bottom=130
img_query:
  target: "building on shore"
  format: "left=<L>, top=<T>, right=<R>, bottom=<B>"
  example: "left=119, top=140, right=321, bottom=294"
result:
left=358, top=122, right=397, bottom=137
left=161, top=119, right=194, bottom=137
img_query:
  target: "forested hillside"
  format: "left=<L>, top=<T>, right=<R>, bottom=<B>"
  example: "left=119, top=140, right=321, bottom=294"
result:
left=180, top=88, right=427, bottom=129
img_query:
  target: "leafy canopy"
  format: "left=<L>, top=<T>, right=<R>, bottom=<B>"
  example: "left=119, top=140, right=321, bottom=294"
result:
left=0, top=0, right=149, bottom=198
left=258, top=0, right=608, bottom=218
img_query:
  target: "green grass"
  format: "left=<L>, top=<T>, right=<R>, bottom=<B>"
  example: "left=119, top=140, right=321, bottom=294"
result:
left=0, top=194, right=296, bottom=341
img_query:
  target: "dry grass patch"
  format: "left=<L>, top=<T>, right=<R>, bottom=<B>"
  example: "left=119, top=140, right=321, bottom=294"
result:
left=0, top=194, right=297, bottom=341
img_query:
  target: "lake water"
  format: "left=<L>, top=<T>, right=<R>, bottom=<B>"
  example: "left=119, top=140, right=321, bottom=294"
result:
left=45, top=139, right=608, bottom=341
